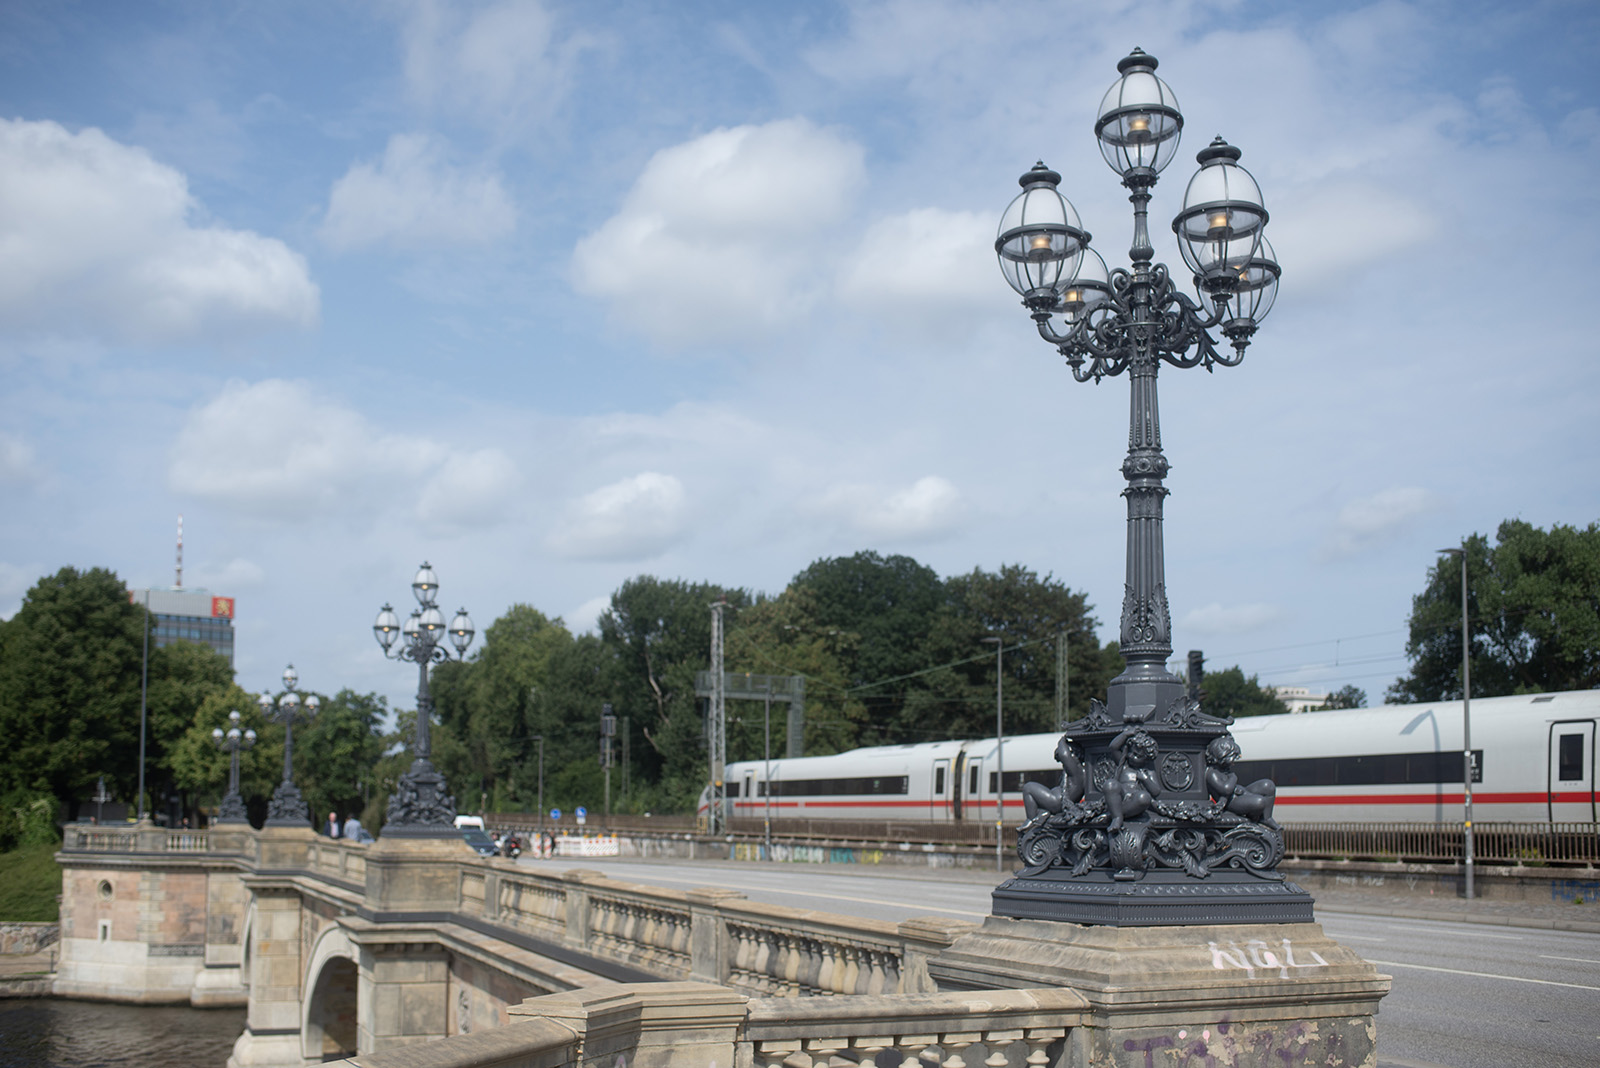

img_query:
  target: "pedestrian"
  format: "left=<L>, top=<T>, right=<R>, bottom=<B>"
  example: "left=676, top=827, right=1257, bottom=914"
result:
left=343, top=813, right=363, bottom=841
left=324, top=810, right=341, bottom=837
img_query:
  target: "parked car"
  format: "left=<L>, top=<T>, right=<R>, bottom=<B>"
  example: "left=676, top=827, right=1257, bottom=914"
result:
left=460, top=828, right=497, bottom=857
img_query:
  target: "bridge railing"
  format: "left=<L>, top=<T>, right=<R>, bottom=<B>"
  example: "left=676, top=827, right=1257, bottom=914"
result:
left=1283, top=821, right=1600, bottom=866
left=336, top=981, right=1086, bottom=1068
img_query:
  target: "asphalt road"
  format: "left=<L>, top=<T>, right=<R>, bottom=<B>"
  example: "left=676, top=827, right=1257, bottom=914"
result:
left=520, top=856, right=1600, bottom=1068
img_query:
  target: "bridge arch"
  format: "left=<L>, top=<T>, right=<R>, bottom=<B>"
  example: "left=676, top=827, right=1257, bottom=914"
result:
left=302, top=924, right=360, bottom=1061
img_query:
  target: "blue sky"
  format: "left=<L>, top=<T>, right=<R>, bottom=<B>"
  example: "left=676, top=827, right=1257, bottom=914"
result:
left=1, top=0, right=1596, bottom=717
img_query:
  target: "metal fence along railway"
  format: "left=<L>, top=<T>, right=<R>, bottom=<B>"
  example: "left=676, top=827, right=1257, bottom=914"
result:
left=478, top=814, right=1599, bottom=869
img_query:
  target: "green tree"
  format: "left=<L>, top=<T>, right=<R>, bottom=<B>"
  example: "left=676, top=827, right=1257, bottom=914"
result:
left=168, top=686, right=279, bottom=816
left=723, top=585, right=866, bottom=760
left=790, top=552, right=947, bottom=738
left=0, top=567, right=146, bottom=814
left=1312, top=685, right=1367, bottom=711
left=1388, top=520, right=1600, bottom=702
left=145, top=640, right=237, bottom=815
left=600, top=576, right=746, bottom=807
left=1201, top=666, right=1289, bottom=718
left=296, top=690, right=386, bottom=826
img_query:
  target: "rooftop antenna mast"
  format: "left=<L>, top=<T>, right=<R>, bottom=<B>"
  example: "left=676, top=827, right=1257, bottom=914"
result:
left=176, top=514, right=183, bottom=588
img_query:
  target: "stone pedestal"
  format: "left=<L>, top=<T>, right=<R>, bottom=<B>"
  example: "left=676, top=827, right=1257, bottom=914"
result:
left=930, top=916, right=1390, bottom=1068
left=363, top=834, right=468, bottom=915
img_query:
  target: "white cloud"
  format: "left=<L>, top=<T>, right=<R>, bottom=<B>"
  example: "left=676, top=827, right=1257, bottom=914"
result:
left=168, top=379, right=518, bottom=529
left=401, top=0, right=581, bottom=128
left=1181, top=602, right=1287, bottom=636
left=417, top=447, right=520, bottom=528
left=0, top=432, right=38, bottom=484
left=838, top=208, right=995, bottom=313
left=1321, top=486, right=1443, bottom=560
left=0, top=118, right=318, bottom=343
left=818, top=475, right=964, bottom=542
left=572, top=119, right=865, bottom=345
left=1268, top=182, right=1435, bottom=292
left=322, top=133, right=516, bottom=251
left=548, top=472, right=688, bottom=561
left=565, top=595, right=612, bottom=635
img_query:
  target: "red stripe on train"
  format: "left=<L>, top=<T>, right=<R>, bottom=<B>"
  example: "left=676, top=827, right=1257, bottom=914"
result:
left=1276, top=791, right=1596, bottom=805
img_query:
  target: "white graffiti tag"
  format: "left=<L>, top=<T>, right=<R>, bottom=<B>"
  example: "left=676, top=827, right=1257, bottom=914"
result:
left=1208, top=938, right=1330, bottom=979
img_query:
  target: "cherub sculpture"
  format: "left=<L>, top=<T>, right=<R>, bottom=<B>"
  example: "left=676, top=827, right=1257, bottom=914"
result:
left=1204, top=734, right=1279, bottom=829
left=1022, top=735, right=1086, bottom=825
left=1102, top=727, right=1161, bottom=832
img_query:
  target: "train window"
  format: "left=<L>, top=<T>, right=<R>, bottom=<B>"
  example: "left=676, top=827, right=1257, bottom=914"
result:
left=1559, top=734, right=1584, bottom=781
left=935, top=767, right=946, bottom=794
left=990, top=770, right=1058, bottom=793
left=728, top=782, right=740, bottom=798
left=970, top=765, right=980, bottom=794
left=1236, top=750, right=1484, bottom=787
left=765, top=776, right=909, bottom=797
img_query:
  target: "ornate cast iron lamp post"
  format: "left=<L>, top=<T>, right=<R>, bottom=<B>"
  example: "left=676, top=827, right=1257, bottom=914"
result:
left=258, top=664, right=319, bottom=826
left=372, top=563, right=475, bottom=836
left=994, top=48, right=1307, bottom=926
left=211, top=710, right=257, bottom=824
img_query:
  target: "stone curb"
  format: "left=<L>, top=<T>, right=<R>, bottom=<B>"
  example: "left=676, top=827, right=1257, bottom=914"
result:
left=1312, top=901, right=1600, bottom=935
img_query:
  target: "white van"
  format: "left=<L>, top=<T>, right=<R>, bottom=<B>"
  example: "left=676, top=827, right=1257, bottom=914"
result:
left=453, top=815, right=485, bottom=830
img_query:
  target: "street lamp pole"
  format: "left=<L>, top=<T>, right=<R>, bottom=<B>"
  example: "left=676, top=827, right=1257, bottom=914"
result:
left=211, top=710, right=257, bottom=824
left=259, top=665, right=318, bottom=826
left=992, top=49, right=1306, bottom=926
left=532, top=734, right=544, bottom=839
left=1440, top=545, right=1475, bottom=900
left=983, top=636, right=1004, bottom=873
left=372, top=563, right=475, bottom=837
left=762, top=682, right=773, bottom=861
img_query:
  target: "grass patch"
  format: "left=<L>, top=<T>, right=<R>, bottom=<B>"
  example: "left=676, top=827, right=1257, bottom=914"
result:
left=0, top=841, right=62, bottom=922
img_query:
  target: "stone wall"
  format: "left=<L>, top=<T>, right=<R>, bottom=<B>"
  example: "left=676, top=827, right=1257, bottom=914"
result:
left=0, top=921, right=58, bottom=955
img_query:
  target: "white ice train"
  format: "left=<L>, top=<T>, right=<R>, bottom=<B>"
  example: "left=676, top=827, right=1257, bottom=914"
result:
left=701, top=689, right=1600, bottom=827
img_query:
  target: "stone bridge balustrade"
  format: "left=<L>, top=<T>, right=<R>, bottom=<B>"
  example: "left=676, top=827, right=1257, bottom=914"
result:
left=319, top=981, right=1087, bottom=1068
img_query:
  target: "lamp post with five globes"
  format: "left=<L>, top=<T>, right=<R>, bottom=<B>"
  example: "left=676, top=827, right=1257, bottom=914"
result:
left=258, top=665, right=318, bottom=826
left=372, top=563, right=475, bottom=836
left=990, top=48, right=1304, bottom=926
left=211, top=710, right=257, bottom=824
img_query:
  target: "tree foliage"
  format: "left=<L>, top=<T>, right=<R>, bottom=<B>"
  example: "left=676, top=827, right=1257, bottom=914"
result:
left=1388, top=520, right=1600, bottom=702
left=1201, top=666, right=1289, bottom=718
left=0, top=553, right=1127, bottom=822
left=0, top=567, right=146, bottom=809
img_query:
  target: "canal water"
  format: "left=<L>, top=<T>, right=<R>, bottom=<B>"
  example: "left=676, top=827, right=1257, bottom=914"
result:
left=0, top=999, right=245, bottom=1068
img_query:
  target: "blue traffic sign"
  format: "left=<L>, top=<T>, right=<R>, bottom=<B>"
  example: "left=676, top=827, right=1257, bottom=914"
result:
left=575, top=806, right=587, bottom=817
left=550, top=808, right=561, bottom=820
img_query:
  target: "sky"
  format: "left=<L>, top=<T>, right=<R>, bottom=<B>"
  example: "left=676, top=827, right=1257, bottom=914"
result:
left=1, top=0, right=1596, bottom=720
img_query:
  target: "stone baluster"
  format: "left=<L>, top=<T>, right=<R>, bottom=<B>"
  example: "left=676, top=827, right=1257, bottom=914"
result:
left=984, top=1031, right=1022, bottom=1067
left=940, top=1035, right=980, bottom=1068
left=755, top=1039, right=800, bottom=1068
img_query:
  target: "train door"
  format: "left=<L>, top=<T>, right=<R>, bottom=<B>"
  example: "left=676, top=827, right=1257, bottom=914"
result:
left=931, top=758, right=951, bottom=822
left=952, top=751, right=966, bottom=821
left=743, top=771, right=756, bottom=819
left=1548, top=720, right=1596, bottom=822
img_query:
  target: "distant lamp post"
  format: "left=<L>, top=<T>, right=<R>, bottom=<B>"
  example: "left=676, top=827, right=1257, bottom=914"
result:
left=373, top=562, right=475, bottom=836
left=1439, top=545, right=1475, bottom=900
left=211, top=710, right=257, bottom=824
left=259, top=664, right=319, bottom=826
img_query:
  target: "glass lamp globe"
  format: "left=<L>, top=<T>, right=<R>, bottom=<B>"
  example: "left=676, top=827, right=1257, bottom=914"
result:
left=449, top=609, right=475, bottom=654
left=996, top=163, right=1090, bottom=301
left=1172, top=138, right=1267, bottom=293
left=257, top=693, right=273, bottom=715
left=1095, top=49, right=1184, bottom=179
left=304, top=694, right=320, bottom=715
left=212, top=727, right=224, bottom=741
left=280, top=692, right=300, bottom=714
left=419, top=606, right=445, bottom=636
left=1054, top=247, right=1114, bottom=325
left=412, top=562, right=440, bottom=607
left=282, top=664, right=299, bottom=692
left=373, top=603, right=400, bottom=650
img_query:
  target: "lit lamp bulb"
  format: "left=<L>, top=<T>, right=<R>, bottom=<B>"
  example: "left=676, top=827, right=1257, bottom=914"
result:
left=1028, top=233, right=1054, bottom=260
left=1128, top=113, right=1151, bottom=140
left=1206, top=210, right=1231, bottom=239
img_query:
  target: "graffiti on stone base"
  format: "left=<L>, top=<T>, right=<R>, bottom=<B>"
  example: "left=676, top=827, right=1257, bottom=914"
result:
left=1208, top=938, right=1329, bottom=979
